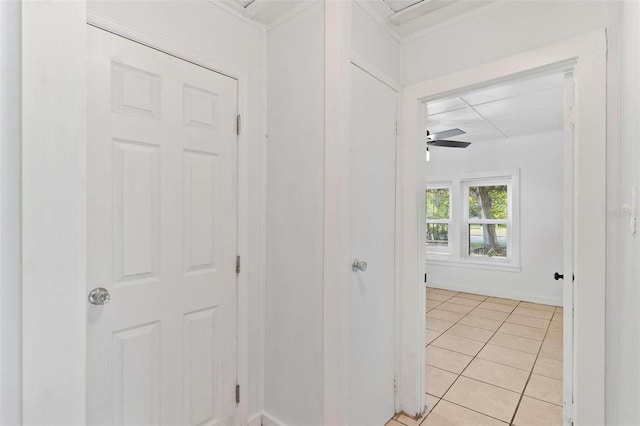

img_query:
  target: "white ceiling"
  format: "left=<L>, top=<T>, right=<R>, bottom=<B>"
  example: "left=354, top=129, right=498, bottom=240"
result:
left=426, top=72, right=565, bottom=143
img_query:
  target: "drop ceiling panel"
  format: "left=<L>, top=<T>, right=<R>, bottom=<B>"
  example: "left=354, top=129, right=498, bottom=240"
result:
left=234, top=0, right=255, bottom=7
left=500, top=120, right=563, bottom=138
left=461, top=73, right=564, bottom=106
left=426, top=97, right=467, bottom=116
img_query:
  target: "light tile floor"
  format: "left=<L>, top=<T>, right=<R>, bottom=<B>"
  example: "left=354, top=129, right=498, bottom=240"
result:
left=387, top=288, right=563, bottom=426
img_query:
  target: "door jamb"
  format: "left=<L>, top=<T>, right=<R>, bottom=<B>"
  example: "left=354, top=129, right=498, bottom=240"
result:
left=84, top=12, right=253, bottom=425
left=399, top=29, right=607, bottom=424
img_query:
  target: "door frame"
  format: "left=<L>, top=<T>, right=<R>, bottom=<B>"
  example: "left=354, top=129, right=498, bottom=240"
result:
left=399, top=29, right=607, bottom=424
left=21, top=4, right=254, bottom=423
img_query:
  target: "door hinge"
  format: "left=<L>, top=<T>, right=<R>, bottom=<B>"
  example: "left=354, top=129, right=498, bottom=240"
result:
left=567, top=106, right=576, bottom=126
left=236, top=255, right=241, bottom=274
left=237, top=114, right=241, bottom=135
left=395, top=120, right=400, bottom=136
left=393, top=376, right=398, bottom=393
left=236, top=384, right=240, bottom=404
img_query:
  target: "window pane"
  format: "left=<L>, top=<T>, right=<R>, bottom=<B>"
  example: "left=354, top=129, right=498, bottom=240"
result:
left=427, top=223, right=449, bottom=247
left=426, top=188, right=450, bottom=220
left=469, top=223, right=507, bottom=257
left=468, top=185, right=508, bottom=220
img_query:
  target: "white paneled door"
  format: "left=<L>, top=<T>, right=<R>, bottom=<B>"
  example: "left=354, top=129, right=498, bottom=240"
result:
left=349, top=65, right=398, bottom=425
left=87, top=27, right=238, bottom=426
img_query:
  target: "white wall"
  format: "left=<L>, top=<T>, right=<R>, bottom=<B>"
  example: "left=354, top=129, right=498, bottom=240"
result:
left=615, top=1, right=640, bottom=424
left=425, top=132, right=564, bottom=305
left=403, top=1, right=625, bottom=422
left=0, top=1, right=21, bottom=424
left=265, top=3, right=325, bottom=424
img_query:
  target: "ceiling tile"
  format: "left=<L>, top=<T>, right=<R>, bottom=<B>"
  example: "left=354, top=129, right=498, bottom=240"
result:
left=461, top=73, right=564, bottom=106
left=233, top=0, right=255, bottom=7
left=500, top=121, right=564, bottom=138
left=426, top=97, right=467, bottom=116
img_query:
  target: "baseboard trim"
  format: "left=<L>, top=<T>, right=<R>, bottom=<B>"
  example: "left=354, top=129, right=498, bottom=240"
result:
left=261, top=411, right=289, bottom=426
left=248, top=413, right=263, bottom=426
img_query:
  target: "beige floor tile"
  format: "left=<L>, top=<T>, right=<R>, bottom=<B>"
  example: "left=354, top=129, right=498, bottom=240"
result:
left=455, top=292, right=487, bottom=301
left=489, top=332, right=542, bottom=354
left=486, top=296, right=520, bottom=306
left=525, top=374, right=563, bottom=406
left=443, top=376, right=520, bottom=422
left=426, top=345, right=473, bottom=374
left=477, top=301, right=516, bottom=313
left=513, top=396, right=563, bottom=426
left=425, top=366, right=458, bottom=398
left=426, top=318, right=454, bottom=332
left=498, top=323, right=546, bottom=341
left=459, top=315, right=503, bottom=331
left=430, top=289, right=459, bottom=297
left=438, top=302, right=475, bottom=314
left=462, top=358, right=529, bottom=393
left=533, top=356, right=563, bottom=380
left=539, top=340, right=563, bottom=361
left=386, top=420, right=406, bottom=426
left=552, top=311, right=563, bottom=321
left=395, top=411, right=428, bottom=426
left=548, top=322, right=563, bottom=333
left=431, top=333, right=485, bottom=356
left=426, top=329, right=442, bottom=345
left=447, top=296, right=483, bottom=307
left=427, top=309, right=466, bottom=323
left=446, top=323, right=495, bottom=343
left=426, top=299, right=443, bottom=309
left=512, top=306, right=554, bottom=320
left=545, top=331, right=563, bottom=344
left=428, top=292, right=454, bottom=302
left=517, top=301, right=556, bottom=312
left=505, top=313, right=550, bottom=329
left=425, top=394, right=440, bottom=414
left=477, top=344, right=537, bottom=371
left=423, top=400, right=507, bottom=426
left=469, top=308, right=510, bottom=322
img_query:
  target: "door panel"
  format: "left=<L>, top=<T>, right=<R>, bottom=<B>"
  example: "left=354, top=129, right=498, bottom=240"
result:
left=349, top=65, right=398, bottom=425
left=87, top=26, right=237, bottom=426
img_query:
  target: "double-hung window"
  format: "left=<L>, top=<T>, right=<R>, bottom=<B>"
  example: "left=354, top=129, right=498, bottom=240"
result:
left=425, top=184, right=451, bottom=254
left=426, top=169, right=520, bottom=270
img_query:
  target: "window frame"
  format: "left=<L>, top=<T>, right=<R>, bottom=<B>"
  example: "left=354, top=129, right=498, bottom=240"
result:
left=426, top=169, right=520, bottom=271
left=425, top=182, right=452, bottom=255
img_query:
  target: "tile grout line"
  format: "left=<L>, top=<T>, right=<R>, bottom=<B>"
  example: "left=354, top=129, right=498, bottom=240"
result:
left=508, top=305, right=559, bottom=425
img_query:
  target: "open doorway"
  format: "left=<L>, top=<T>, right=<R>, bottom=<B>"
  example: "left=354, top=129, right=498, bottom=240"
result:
left=420, top=70, right=569, bottom=424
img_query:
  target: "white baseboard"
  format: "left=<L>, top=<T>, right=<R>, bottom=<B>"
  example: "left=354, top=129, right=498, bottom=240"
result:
left=427, top=282, right=562, bottom=306
left=248, top=413, right=263, bottom=426
left=262, top=411, right=289, bottom=426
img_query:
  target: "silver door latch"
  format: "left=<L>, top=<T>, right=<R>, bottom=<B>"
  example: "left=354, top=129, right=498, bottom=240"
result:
left=352, top=259, right=367, bottom=272
left=88, top=287, right=111, bottom=305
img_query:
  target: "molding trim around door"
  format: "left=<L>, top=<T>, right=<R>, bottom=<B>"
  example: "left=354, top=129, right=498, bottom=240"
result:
left=400, top=28, right=607, bottom=423
left=85, top=10, right=256, bottom=425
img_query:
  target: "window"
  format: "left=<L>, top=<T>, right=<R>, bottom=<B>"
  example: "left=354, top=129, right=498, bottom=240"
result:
left=426, top=185, right=451, bottom=254
left=425, top=169, right=520, bottom=270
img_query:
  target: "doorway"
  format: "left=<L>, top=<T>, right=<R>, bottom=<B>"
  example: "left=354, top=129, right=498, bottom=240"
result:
left=86, top=26, right=239, bottom=425
left=420, top=70, right=568, bottom=424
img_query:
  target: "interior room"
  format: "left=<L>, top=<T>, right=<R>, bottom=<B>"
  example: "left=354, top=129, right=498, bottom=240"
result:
left=2, top=0, right=639, bottom=426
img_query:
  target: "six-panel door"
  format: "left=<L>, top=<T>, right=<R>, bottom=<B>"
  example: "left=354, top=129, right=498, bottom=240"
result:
left=87, top=26, right=238, bottom=426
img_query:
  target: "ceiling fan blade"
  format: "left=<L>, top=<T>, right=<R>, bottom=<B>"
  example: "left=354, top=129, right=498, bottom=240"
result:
left=428, top=128, right=465, bottom=141
left=427, top=140, right=471, bottom=148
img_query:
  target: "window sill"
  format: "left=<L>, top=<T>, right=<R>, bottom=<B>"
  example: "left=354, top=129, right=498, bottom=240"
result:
left=425, top=257, right=522, bottom=273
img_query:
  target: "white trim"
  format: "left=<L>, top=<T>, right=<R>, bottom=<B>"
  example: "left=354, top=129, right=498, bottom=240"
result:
left=400, top=29, right=607, bottom=423
left=208, top=0, right=267, bottom=31
left=265, top=0, right=320, bottom=32
left=262, top=411, right=289, bottom=426
left=248, top=412, right=263, bottom=426
left=427, top=282, right=562, bottom=307
left=353, top=0, right=402, bottom=42
left=426, top=259, right=521, bottom=273
left=351, top=52, right=401, bottom=93
left=82, top=11, right=257, bottom=426
left=323, top=2, right=351, bottom=424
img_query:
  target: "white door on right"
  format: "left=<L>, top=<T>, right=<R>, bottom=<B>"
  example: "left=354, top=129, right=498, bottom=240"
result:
left=349, top=64, right=398, bottom=425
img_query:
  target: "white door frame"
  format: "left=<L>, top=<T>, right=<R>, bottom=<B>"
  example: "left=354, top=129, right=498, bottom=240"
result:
left=21, top=4, right=253, bottom=423
left=399, top=29, right=607, bottom=424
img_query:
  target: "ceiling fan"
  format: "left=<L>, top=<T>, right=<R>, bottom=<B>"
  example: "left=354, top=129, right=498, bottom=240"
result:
left=426, top=128, right=471, bottom=148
